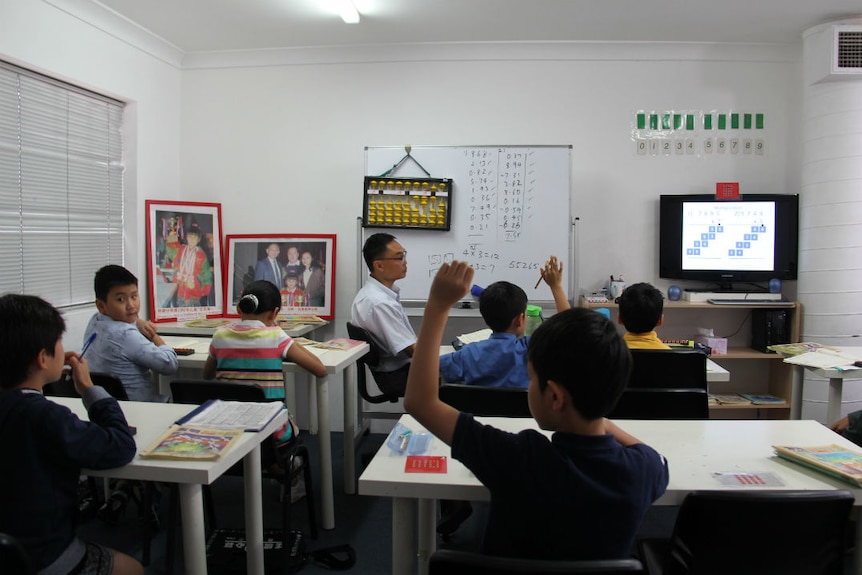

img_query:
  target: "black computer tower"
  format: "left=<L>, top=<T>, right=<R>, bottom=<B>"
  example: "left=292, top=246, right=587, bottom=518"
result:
left=751, top=309, right=790, bottom=353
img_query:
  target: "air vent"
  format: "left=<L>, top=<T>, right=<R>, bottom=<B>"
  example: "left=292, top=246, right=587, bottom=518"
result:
left=836, top=30, right=862, bottom=69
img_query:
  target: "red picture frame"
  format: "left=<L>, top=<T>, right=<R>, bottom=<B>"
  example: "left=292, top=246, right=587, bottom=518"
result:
left=224, top=234, right=336, bottom=320
left=145, top=200, right=224, bottom=322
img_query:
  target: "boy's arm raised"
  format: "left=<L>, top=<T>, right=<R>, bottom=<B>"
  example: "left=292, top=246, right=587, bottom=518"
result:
left=403, top=261, right=474, bottom=446
left=540, top=255, right=570, bottom=313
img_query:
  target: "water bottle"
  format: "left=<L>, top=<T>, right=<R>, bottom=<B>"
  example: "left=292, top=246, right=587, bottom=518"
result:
left=525, top=304, right=543, bottom=336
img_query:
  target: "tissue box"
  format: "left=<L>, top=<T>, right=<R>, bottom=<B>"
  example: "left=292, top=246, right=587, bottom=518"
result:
left=694, top=335, right=727, bottom=355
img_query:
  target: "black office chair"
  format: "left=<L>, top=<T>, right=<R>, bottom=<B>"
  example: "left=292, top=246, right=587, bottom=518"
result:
left=638, top=490, right=854, bottom=575
left=169, top=379, right=318, bottom=575
left=0, top=532, right=35, bottom=575
left=44, top=372, right=129, bottom=400
left=429, top=549, right=644, bottom=574
left=345, top=322, right=404, bottom=431
left=439, top=383, right=531, bottom=417
left=608, top=388, right=709, bottom=420
left=628, top=349, right=708, bottom=391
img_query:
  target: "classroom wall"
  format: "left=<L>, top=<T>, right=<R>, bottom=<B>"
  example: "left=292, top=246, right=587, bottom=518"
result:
left=0, top=0, right=183, bottom=348
left=180, top=44, right=802, bottom=332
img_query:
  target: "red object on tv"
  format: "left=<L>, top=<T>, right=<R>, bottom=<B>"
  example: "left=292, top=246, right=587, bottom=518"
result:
left=715, top=182, right=740, bottom=200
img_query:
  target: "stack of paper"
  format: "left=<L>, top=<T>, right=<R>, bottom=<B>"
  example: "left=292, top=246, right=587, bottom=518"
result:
left=782, top=349, right=861, bottom=370
left=456, top=328, right=492, bottom=345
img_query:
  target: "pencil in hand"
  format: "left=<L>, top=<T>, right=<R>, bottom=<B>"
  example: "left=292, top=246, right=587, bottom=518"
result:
left=534, top=274, right=543, bottom=289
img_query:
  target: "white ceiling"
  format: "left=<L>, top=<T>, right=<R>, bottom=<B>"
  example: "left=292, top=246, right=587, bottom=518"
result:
left=92, top=0, right=862, bottom=54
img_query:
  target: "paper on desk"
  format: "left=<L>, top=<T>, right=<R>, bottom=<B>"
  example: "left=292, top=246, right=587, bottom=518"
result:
left=782, top=349, right=861, bottom=369
left=457, top=328, right=492, bottom=345
left=178, top=399, right=284, bottom=432
left=713, top=471, right=785, bottom=487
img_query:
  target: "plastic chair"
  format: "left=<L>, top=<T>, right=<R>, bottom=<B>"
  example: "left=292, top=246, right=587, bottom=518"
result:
left=638, top=490, right=853, bottom=575
left=429, top=549, right=644, bottom=574
left=628, top=350, right=708, bottom=391
left=608, top=388, right=709, bottom=420
left=168, top=379, right=318, bottom=575
left=345, top=322, right=403, bottom=418
left=0, top=532, right=35, bottom=575
left=439, top=383, right=531, bottom=417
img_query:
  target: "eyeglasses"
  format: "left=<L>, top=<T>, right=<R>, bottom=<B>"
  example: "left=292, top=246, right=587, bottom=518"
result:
left=375, top=251, right=407, bottom=262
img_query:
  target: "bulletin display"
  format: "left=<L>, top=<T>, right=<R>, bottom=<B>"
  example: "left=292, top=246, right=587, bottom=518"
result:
left=364, top=146, right=572, bottom=304
left=362, top=176, right=453, bottom=231
left=631, top=110, right=768, bottom=158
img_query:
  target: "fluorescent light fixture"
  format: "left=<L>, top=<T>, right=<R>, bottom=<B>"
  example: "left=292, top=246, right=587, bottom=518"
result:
left=339, top=0, right=360, bottom=23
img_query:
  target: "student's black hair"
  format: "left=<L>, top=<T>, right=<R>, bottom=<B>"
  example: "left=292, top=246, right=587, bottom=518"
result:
left=362, top=233, right=397, bottom=272
left=238, top=280, right=281, bottom=315
left=0, top=294, right=65, bottom=389
left=94, top=265, right=138, bottom=302
left=528, top=308, right=631, bottom=420
left=617, top=282, right=664, bottom=334
left=479, top=281, right=528, bottom=332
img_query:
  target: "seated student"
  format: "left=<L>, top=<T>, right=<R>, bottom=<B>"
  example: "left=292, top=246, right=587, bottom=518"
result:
left=404, top=261, right=669, bottom=560
left=831, top=412, right=862, bottom=446
left=350, top=232, right=415, bottom=396
left=440, top=255, right=569, bottom=389
left=617, top=282, right=671, bottom=350
left=85, top=264, right=179, bottom=402
left=0, top=294, right=142, bottom=575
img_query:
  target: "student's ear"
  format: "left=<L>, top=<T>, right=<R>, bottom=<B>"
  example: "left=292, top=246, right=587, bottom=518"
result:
left=35, top=348, right=51, bottom=371
left=266, top=308, right=281, bottom=324
left=95, top=299, right=107, bottom=314
left=545, top=379, right=570, bottom=412
left=617, top=312, right=625, bottom=326
left=656, top=314, right=664, bottom=327
left=512, top=312, right=526, bottom=331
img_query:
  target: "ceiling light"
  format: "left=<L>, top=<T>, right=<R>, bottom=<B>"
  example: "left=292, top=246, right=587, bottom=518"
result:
left=339, top=0, right=360, bottom=24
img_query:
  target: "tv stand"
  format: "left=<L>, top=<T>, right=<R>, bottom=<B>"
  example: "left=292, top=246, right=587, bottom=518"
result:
left=684, top=285, right=768, bottom=294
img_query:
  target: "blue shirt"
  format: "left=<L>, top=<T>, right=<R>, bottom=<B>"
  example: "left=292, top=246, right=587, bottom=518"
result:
left=84, top=313, right=178, bottom=402
left=452, top=413, right=669, bottom=560
left=440, top=332, right=530, bottom=388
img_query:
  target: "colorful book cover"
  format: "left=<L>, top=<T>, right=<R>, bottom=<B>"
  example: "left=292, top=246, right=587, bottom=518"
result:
left=773, top=444, right=862, bottom=488
left=738, top=393, right=786, bottom=405
left=140, top=424, right=243, bottom=460
left=311, top=338, right=364, bottom=351
left=709, top=393, right=752, bottom=405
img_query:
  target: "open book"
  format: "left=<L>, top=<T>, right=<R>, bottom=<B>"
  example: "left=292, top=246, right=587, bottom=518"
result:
left=773, top=444, right=862, bottom=487
left=140, top=425, right=243, bottom=460
left=177, top=399, right=285, bottom=432
left=781, top=349, right=861, bottom=370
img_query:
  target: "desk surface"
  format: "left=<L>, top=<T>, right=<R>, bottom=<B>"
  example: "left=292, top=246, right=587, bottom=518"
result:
left=158, top=320, right=326, bottom=338
left=51, top=396, right=287, bottom=484
left=359, top=414, right=862, bottom=504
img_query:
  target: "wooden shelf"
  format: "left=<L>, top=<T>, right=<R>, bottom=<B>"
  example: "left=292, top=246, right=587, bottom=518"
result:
left=709, top=403, right=789, bottom=410
left=579, top=296, right=796, bottom=311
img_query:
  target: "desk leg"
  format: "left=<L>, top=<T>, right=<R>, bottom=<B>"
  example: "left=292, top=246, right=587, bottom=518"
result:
left=283, top=370, right=297, bottom=415
left=827, top=377, right=844, bottom=425
left=790, top=365, right=803, bottom=420
left=316, top=375, right=335, bottom=529
left=178, top=483, right=207, bottom=575
left=417, top=498, right=436, bottom=575
left=343, top=363, right=357, bottom=495
left=308, top=373, right=319, bottom=435
left=243, top=444, right=265, bottom=575
left=392, top=498, right=416, bottom=575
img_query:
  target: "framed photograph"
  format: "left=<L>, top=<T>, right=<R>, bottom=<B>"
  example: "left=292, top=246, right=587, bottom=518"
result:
left=145, top=200, right=224, bottom=322
left=225, top=234, right=336, bottom=320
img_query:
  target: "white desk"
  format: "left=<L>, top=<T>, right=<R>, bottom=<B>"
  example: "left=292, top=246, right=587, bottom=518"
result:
left=52, top=396, right=286, bottom=575
left=786, top=346, right=862, bottom=423
left=160, top=335, right=370, bottom=530
left=157, top=320, right=325, bottom=339
left=359, top=414, right=862, bottom=575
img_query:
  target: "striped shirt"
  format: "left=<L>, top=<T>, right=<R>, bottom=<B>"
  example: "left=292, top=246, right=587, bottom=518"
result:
left=209, top=320, right=294, bottom=399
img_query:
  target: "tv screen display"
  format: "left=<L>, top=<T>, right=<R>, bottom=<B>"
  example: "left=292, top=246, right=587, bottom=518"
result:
left=659, top=194, right=799, bottom=289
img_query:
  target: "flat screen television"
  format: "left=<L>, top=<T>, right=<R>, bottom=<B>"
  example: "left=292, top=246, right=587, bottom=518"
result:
left=659, top=194, right=799, bottom=291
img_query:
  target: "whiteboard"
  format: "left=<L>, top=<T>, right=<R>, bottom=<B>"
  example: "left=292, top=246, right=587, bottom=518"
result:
left=365, top=146, right=572, bottom=303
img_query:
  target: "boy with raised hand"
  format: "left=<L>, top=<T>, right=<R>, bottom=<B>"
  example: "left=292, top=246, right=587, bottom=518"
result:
left=404, top=261, right=669, bottom=560
left=440, top=255, right=569, bottom=389
left=616, top=282, right=671, bottom=350
left=0, top=294, right=142, bottom=575
left=85, top=265, right=178, bottom=402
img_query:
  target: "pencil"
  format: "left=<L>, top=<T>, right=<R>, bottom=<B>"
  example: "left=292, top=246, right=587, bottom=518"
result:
left=534, top=274, right=543, bottom=289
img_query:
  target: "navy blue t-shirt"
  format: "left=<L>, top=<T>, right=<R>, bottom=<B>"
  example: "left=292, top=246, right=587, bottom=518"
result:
left=451, top=412, right=669, bottom=560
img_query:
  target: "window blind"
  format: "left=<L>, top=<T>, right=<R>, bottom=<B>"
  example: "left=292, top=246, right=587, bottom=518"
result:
left=0, top=61, right=124, bottom=308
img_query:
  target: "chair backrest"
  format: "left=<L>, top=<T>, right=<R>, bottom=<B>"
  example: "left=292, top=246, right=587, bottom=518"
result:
left=429, top=549, right=644, bottom=574
left=608, top=388, right=709, bottom=420
left=664, top=490, right=853, bottom=575
left=43, top=372, right=128, bottom=401
left=439, top=383, right=531, bottom=417
left=628, top=349, right=707, bottom=391
left=170, top=379, right=267, bottom=404
left=345, top=322, right=401, bottom=404
left=0, top=532, right=34, bottom=575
